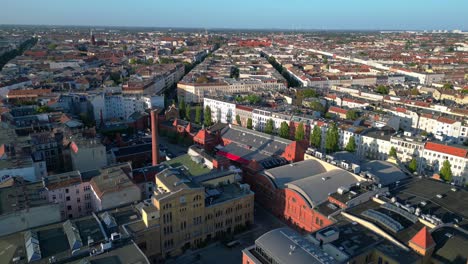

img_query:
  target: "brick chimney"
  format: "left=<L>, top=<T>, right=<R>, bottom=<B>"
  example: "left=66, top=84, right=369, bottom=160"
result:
left=151, top=110, right=160, bottom=166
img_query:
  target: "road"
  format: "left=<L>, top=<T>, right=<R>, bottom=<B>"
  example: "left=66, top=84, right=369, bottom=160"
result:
left=167, top=204, right=285, bottom=264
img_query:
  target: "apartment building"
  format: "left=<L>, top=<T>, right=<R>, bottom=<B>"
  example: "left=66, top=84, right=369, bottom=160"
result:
left=203, top=97, right=236, bottom=124
left=357, top=127, right=394, bottom=160
left=70, top=137, right=107, bottom=172
left=42, top=170, right=93, bottom=219
left=90, top=93, right=145, bottom=124
left=178, top=80, right=285, bottom=103
left=88, top=163, right=141, bottom=211
left=422, top=142, right=468, bottom=182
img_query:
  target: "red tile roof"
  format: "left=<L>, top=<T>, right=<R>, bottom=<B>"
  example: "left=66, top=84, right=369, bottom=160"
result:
left=410, top=226, right=435, bottom=249
left=425, top=142, right=468, bottom=158
left=329, top=106, right=348, bottom=115
left=437, top=116, right=456, bottom=124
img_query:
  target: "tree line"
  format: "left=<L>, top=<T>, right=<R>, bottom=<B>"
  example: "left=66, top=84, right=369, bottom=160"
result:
left=0, top=37, right=38, bottom=70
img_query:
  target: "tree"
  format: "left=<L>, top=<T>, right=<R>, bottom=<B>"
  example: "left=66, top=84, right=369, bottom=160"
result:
left=310, top=125, right=322, bottom=149
left=185, top=104, right=191, bottom=122
left=345, top=136, right=356, bottom=152
left=236, top=114, right=242, bottom=126
left=129, top=58, right=137, bottom=64
left=178, top=99, right=186, bottom=119
left=295, top=122, right=305, bottom=141
left=309, top=102, right=325, bottom=113
left=301, top=89, right=318, bottom=98
left=204, top=106, right=212, bottom=127
left=442, top=83, right=454, bottom=90
left=389, top=147, right=397, bottom=159
left=408, top=158, right=418, bottom=173
left=325, top=123, right=339, bottom=153
left=376, top=85, right=389, bottom=95
left=195, top=106, right=202, bottom=124
left=346, top=110, right=359, bottom=120
left=265, top=119, right=274, bottom=135
left=247, top=118, right=253, bottom=129
left=439, top=160, right=453, bottom=182
left=36, top=106, right=52, bottom=113
left=279, top=121, right=290, bottom=139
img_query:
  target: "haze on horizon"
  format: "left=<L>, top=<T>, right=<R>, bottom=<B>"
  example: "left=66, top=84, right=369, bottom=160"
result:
left=1, top=0, right=467, bottom=30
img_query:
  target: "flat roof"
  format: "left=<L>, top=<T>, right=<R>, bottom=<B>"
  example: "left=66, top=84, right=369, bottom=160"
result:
left=263, top=159, right=327, bottom=189
left=392, top=178, right=468, bottom=220
left=286, top=169, right=360, bottom=208
left=255, top=227, right=339, bottom=264
left=165, top=154, right=211, bottom=177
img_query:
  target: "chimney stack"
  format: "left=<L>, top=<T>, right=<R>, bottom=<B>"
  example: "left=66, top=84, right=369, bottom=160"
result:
left=151, top=110, right=160, bottom=166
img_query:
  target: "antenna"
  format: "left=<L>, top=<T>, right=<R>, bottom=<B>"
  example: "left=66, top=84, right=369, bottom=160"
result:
left=289, top=245, right=296, bottom=255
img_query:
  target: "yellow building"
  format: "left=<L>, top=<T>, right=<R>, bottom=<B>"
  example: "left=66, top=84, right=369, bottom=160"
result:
left=127, top=155, right=254, bottom=262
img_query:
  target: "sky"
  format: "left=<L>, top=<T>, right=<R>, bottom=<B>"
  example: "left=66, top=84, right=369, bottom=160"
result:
left=1, top=0, right=467, bottom=30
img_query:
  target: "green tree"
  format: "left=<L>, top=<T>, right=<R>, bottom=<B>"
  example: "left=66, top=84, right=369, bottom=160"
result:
left=442, top=83, right=454, bottom=90
left=178, top=99, right=185, bottom=119
left=408, top=158, right=418, bottom=173
left=204, top=106, right=212, bottom=127
left=345, top=136, right=356, bottom=152
left=346, top=110, right=359, bottom=120
left=301, top=89, right=318, bottom=98
left=236, top=114, right=242, bottom=126
left=389, top=147, right=397, bottom=158
left=129, top=58, right=137, bottom=64
left=439, top=160, right=453, bottom=182
left=324, top=113, right=334, bottom=119
left=309, top=102, right=325, bottom=113
left=376, top=85, right=389, bottom=95
left=265, top=119, right=274, bottom=135
left=185, top=104, right=191, bottom=122
left=325, top=123, right=339, bottom=153
left=295, top=122, right=305, bottom=141
left=279, top=121, right=290, bottom=139
left=37, top=106, right=52, bottom=113
left=195, top=106, right=202, bottom=124
left=247, top=118, right=253, bottom=129
left=310, top=125, right=322, bottom=148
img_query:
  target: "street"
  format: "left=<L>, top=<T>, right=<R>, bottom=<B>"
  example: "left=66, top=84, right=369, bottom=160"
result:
left=167, top=204, right=285, bottom=264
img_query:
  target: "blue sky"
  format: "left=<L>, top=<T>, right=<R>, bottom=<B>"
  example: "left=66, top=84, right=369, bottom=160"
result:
left=1, top=0, right=467, bottom=30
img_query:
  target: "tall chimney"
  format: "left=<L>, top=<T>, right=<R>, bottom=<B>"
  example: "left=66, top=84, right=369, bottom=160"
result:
left=151, top=110, right=160, bottom=166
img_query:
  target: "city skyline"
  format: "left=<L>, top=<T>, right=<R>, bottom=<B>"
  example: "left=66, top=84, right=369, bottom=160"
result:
left=2, top=0, right=467, bottom=30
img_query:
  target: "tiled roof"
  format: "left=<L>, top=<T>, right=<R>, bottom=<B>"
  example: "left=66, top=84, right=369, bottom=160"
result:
left=329, top=106, right=348, bottom=115
left=410, top=226, right=435, bottom=249
left=425, top=142, right=468, bottom=158
left=437, top=116, right=456, bottom=124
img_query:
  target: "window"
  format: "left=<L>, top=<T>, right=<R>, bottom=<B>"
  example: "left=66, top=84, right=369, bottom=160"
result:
left=66, top=196, right=70, bottom=201
left=67, top=205, right=72, bottom=210
left=65, top=189, right=69, bottom=194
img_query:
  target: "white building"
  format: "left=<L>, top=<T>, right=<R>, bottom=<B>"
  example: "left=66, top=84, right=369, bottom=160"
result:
left=89, top=163, right=141, bottom=211
left=422, top=142, right=468, bottom=182
left=90, top=94, right=146, bottom=123
left=203, top=98, right=236, bottom=124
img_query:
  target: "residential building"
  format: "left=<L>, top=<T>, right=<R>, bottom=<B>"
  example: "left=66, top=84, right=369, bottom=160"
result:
left=88, top=163, right=141, bottom=211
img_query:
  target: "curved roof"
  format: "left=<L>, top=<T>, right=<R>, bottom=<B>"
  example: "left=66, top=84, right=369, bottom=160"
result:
left=263, top=159, right=327, bottom=189
left=286, top=169, right=359, bottom=208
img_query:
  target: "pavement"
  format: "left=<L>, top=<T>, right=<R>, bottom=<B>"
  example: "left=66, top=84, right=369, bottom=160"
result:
left=167, top=204, right=285, bottom=264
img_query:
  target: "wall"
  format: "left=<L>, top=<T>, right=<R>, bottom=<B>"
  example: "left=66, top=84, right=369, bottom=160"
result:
left=0, top=204, right=62, bottom=236
left=100, top=186, right=142, bottom=211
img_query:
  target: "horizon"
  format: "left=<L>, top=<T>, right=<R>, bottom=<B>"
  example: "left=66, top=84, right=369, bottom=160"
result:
left=2, top=0, right=467, bottom=31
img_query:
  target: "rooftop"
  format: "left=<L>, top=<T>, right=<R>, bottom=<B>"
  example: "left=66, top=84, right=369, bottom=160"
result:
left=165, top=154, right=211, bottom=177
left=253, top=227, right=339, bottom=264
left=89, top=163, right=136, bottom=199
